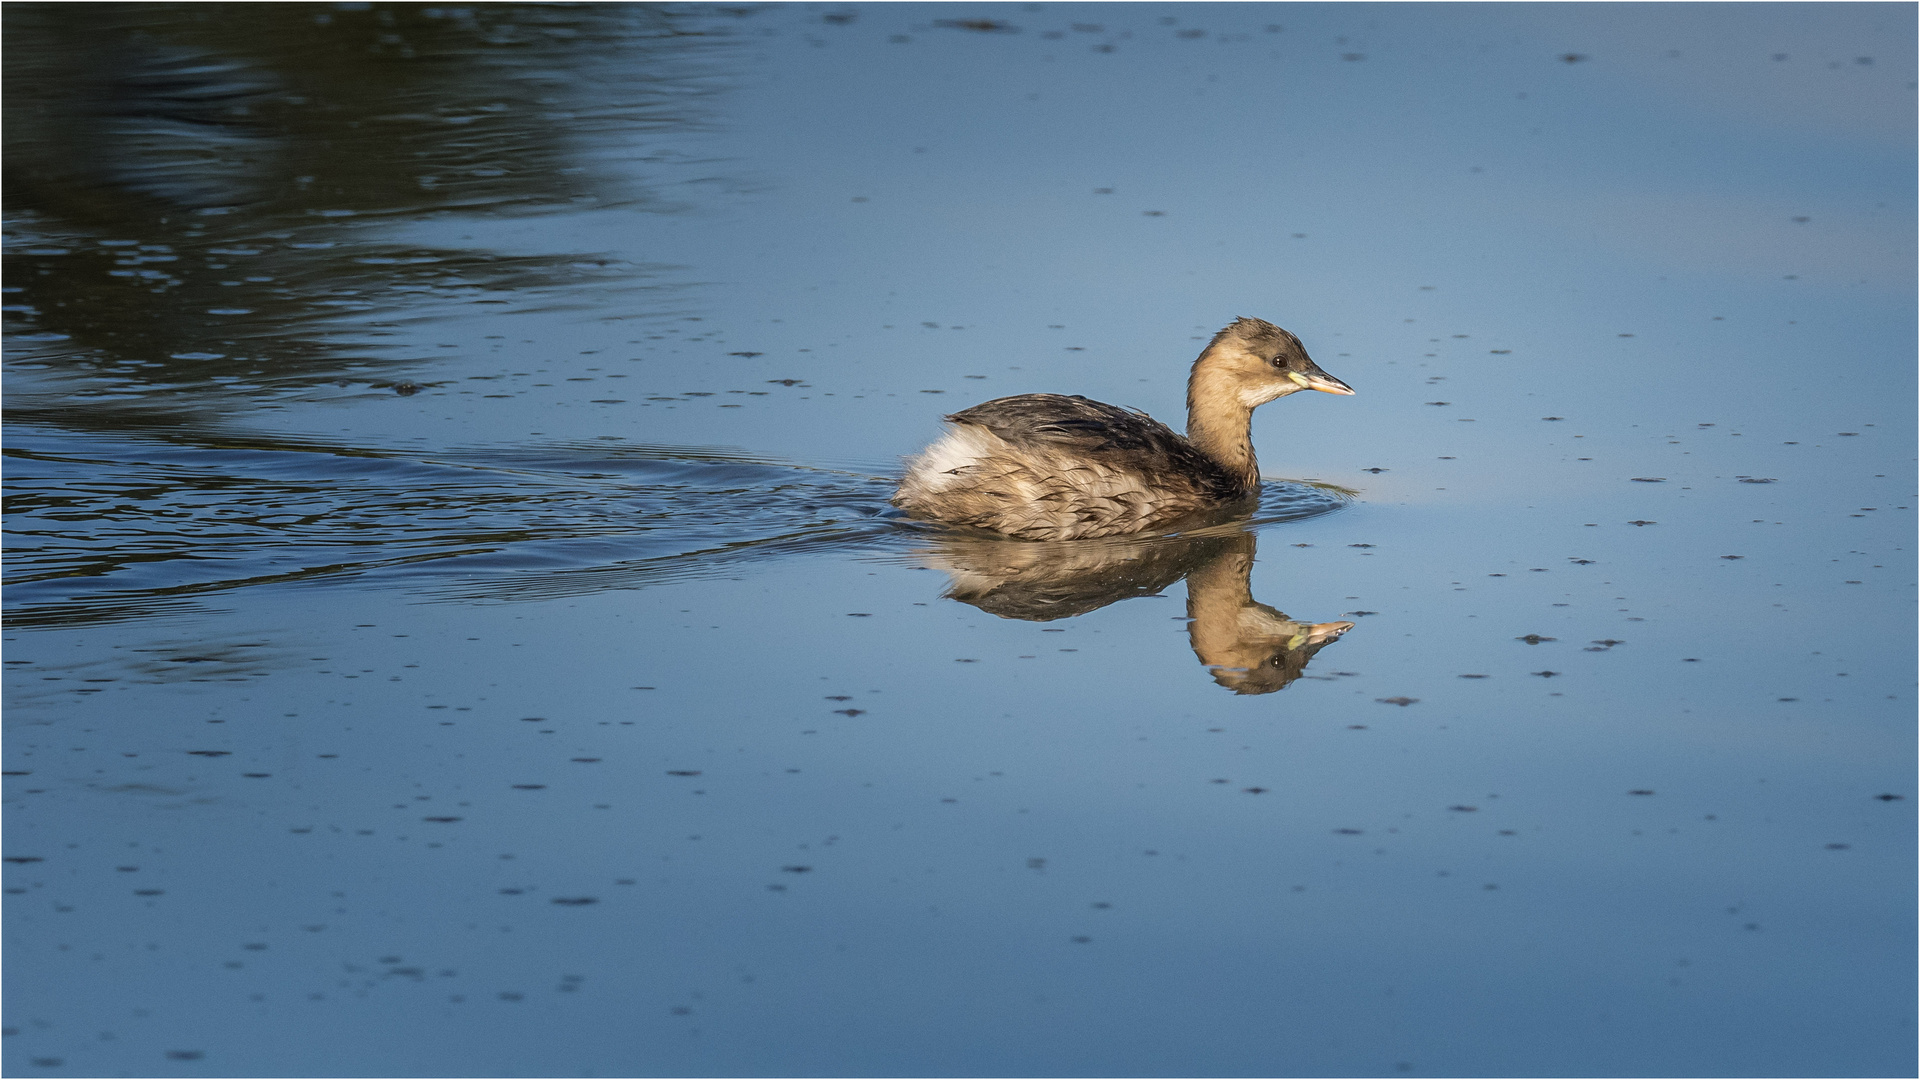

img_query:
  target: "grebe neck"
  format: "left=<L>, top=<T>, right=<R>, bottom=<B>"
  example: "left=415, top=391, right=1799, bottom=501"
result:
left=1185, top=364, right=1260, bottom=491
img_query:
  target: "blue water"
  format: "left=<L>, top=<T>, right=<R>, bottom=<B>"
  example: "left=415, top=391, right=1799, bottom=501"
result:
left=5, top=4, right=1913, bottom=1076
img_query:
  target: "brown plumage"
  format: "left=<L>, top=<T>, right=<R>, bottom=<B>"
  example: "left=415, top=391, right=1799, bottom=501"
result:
left=892, top=317, right=1354, bottom=540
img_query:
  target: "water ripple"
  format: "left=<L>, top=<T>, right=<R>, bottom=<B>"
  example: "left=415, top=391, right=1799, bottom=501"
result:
left=3, top=425, right=899, bottom=628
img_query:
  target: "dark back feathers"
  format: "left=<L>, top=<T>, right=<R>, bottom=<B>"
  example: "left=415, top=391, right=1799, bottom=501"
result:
left=946, top=393, right=1238, bottom=498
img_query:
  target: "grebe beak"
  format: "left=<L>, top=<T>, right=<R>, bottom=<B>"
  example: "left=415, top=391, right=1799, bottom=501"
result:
left=1288, top=369, right=1356, bottom=395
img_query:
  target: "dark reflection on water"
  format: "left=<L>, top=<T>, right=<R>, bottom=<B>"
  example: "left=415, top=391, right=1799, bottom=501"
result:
left=3, top=2, right=725, bottom=407
left=919, top=512, right=1354, bottom=693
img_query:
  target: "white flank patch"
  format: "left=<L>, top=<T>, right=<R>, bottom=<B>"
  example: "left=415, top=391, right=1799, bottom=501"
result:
left=907, top=424, right=1002, bottom=492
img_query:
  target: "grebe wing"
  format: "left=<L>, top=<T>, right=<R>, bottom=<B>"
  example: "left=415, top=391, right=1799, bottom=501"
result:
left=945, top=394, right=1191, bottom=458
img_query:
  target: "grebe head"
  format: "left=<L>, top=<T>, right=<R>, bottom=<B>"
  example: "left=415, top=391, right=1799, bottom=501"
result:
left=1197, top=316, right=1355, bottom=409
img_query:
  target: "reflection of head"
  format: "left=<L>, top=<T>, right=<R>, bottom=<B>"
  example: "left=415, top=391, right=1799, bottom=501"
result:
left=1181, top=533, right=1352, bottom=694
left=1190, top=603, right=1353, bottom=694
left=918, top=526, right=1352, bottom=693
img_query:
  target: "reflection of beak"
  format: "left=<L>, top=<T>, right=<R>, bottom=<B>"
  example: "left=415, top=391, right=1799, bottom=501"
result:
left=1290, top=620, right=1355, bottom=648
left=1288, top=368, right=1355, bottom=396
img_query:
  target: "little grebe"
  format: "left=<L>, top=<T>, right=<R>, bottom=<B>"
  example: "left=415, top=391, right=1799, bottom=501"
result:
left=893, top=317, right=1354, bottom=540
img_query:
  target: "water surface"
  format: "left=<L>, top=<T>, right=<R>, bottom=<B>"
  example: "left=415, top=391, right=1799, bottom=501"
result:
left=5, top=4, right=1914, bottom=1077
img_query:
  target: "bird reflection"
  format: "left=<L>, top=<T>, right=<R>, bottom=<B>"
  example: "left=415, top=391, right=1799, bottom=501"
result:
left=918, top=527, right=1353, bottom=694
